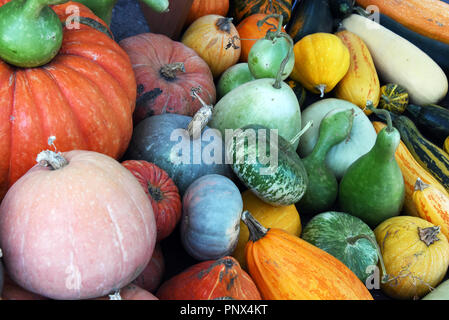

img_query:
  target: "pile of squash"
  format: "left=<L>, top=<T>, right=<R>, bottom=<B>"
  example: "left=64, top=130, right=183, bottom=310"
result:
left=0, top=0, right=449, bottom=301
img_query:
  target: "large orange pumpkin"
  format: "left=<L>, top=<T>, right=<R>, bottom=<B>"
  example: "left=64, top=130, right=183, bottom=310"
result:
left=0, top=1, right=136, bottom=200
left=185, top=0, right=230, bottom=27
left=242, top=211, right=373, bottom=300
left=156, top=256, right=261, bottom=300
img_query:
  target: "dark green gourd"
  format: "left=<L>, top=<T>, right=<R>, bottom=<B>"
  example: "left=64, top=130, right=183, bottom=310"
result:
left=0, top=0, right=69, bottom=68
left=296, top=108, right=354, bottom=215
left=338, top=109, right=405, bottom=227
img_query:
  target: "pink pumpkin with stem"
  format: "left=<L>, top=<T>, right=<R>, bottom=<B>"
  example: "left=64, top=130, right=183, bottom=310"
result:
left=0, top=149, right=157, bottom=300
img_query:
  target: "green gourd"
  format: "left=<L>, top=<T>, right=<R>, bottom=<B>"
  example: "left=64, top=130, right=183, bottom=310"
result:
left=217, top=63, right=255, bottom=99
left=338, top=108, right=405, bottom=228
left=296, top=108, right=354, bottom=215
left=0, top=0, right=68, bottom=68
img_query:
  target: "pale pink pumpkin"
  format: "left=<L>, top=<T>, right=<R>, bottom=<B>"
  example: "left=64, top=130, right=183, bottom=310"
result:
left=133, top=243, right=165, bottom=292
left=0, top=150, right=157, bottom=300
left=96, top=284, right=159, bottom=300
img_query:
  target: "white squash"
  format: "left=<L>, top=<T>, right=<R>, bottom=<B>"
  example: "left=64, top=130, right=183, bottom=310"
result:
left=298, top=98, right=377, bottom=179
left=342, top=14, right=448, bottom=106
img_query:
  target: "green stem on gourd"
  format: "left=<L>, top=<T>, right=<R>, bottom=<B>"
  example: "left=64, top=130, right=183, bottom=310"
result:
left=140, top=0, right=169, bottom=13
left=367, top=105, right=394, bottom=133
left=346, top=234, right=390, bottom=284
left=273, top=32, right=294, bottom=90
left=256, top=13, right=284, bottom=40
left=289, top=120, right=313, bottom=147
left=23, top=0, right=68, bottom=19
left=241, top=211, right=268, bottom=242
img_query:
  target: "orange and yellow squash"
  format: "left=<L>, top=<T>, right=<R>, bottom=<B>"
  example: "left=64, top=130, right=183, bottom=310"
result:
left=374, top=216, right=449, bottom=300
left=230, top=0, right=293, bottom=25
left=335, top=30, right=380, bottom=115
left=372, top=121, right=449, bottom=217
left=413, top=178, right=449, bottom=240
left=290, top=33, right=350, bottom=97
left=355, top=0, right=449, bottom=45
left=232, top=190, right=301, bottom=269
left=241, top=211, right=373, bottom=300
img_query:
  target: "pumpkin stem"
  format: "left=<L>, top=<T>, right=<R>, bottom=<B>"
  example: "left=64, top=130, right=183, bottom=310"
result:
left=108, top=290, right=122, bottom=300
left=36, top=136, right=68, bottom=170
left=148, top=184, right=164, bottom=201
left=315, top=84, right=327, bottom=98
left=289, top=120, right=313, bottom=146
left=241, top=210, right=268, bottom=242
left=346, top=234, right=390, bottom=284
left=414, top=178, right=430, bottom=191
left=159, top=62, right=185, bottom=81
left=187, top=88, right=214, bottom=139
left=418, top=226, right=441, bottom=247
left=216, top=17, right=233, bottom=33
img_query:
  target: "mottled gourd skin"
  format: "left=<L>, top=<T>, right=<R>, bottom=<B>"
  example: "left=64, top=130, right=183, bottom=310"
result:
left=125, top=114, right=234, bottom=195
left=296, top=108, right=354, bottom=214
left=302, top=211, right=378, bottom=283
left=181, top=175, right=243, bottom=261
left=227, top=124, right=308, bottom=206
left=339, top=127, right=405, bottom=227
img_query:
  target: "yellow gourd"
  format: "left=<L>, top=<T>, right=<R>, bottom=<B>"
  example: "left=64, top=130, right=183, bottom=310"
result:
left=232, top=190, right=301, bottom=269
left=413, top=178, right=449, bottom=240
left=290, top=33, right=350, bottom=97
left=335, top=30, right=380, bottom=116
left=374, top=216, right=449, bottom=300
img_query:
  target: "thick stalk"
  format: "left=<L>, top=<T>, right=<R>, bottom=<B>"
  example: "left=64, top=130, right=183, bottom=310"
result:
left=367, top=105, right=393, bottom=133
left=241, top=211, right=268, bottom=242
left=23, top=0, right=68, bottom=19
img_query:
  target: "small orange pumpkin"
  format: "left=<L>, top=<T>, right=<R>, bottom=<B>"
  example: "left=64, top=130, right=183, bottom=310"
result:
left=242, top=211, right=373, bottom=300
left=182, top=15, right=241, bottom=78
left=185, top=0, right=230, bottom=27
left=156, top=256, right=261, bottom=300
left=236, top=13, right=284, bottom=62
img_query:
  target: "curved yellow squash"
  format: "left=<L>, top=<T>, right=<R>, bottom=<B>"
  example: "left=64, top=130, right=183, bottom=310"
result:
left=232, top=190, right=301, bottom=269
left=444, top=137, right=449, bottom=155
left=413, top=178, right=449, bottom=240
left=375, top=216, right=449, bottom=300
left=335, top=30, right=380, bottom=116
left=290, top=33, right=350, bottom=97
left=372, top=121, right=449, bottom=217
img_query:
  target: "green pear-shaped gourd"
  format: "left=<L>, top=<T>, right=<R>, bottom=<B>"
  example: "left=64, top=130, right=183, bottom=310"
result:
left=296, top=108, right=354, bottom=214
left=0, top=0, right=70, bottom=68
left=338, top=109, right=405, bottom=227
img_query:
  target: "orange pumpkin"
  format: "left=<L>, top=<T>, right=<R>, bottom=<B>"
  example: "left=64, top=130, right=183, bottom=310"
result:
left=185, top=0, right=230, bottom=27
left=236, top=13, right=285, bottom=62
left=0, top=1, right=136, bottom=200
left=182, top=15, right=241, bottom=78
left=156, top=256, right=261, bottom=300
left=242, top=211, right=373, bottom=300
left=231, top=0, right=293, bottom=25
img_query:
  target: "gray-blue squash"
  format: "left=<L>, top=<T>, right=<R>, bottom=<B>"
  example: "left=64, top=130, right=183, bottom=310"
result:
left=181, top=174, right=243, bottom=261
left=125, top=113, right=234, bottom=195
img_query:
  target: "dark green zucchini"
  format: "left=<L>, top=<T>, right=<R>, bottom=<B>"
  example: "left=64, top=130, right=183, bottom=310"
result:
left=329, top=0, right=354, bottom=19
left=387, top=113, right=449, bottom=193
left=404, top=104, right=449, bottom=146
left=378, top=13, right=449, bottom=73
left=287, top=0, right=333, bottom=43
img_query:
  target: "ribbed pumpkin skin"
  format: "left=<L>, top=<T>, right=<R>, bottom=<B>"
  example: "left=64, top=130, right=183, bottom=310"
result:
left=372, top=122, right=449, bottom=217
left=246, top=228, right=373, bottom=300
left=374, top=216, right=449, bottom=300
left=119, top=33, right=216, bottom=126
left=231, top=0, right=293, bottom=25
left=232, top=190, right=301, bottom=269
left=356, top=0, right=449, bottom=44
left=0, top=151, right=157, bottom=300
left=133, top=243, right=165, bottom=293
left=290, top=33, right=350, bottom=96
left=379, top=84, right=409, bottom=114
left=335, top=30, right=380, bottom=115
left=413, top=182, right=449, bottom=241
left=181, top=15, right=241, bottom=78
left=236, top=14, right=283, bottom=62
left=122, top=160, right=182, bottom=241
left=185, top=0, right=230, bottom=26
left=0, top=1, right=136, bottom=200
left=156, top=257, right=261, bottom=300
